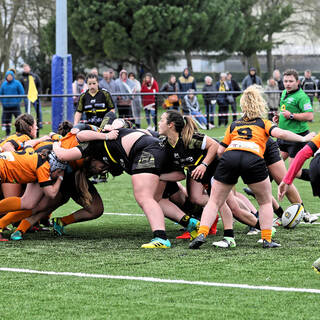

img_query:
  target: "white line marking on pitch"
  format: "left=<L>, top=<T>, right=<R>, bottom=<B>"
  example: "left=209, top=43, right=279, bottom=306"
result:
left=1, top=268, right=319, bottom=294
left=103, top=212, right=145, bottom=216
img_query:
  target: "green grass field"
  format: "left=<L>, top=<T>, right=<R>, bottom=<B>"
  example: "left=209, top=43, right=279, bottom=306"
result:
left=0, top=102, right=320, bottom=319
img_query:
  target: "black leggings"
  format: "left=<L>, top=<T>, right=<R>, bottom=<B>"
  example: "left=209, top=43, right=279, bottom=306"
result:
left=2, top=106, right=21, bottom=136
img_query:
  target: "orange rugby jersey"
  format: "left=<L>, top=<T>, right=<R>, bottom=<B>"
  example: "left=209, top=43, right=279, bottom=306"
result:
left=33, top=134, right=62, bottom=152
left=0, top=147, right=52, bottom=186
left=220, top=118, right=277, bottom=158
left=60, top=132, right=84, bottom=170
left=0, top=133, right=31, bottom=151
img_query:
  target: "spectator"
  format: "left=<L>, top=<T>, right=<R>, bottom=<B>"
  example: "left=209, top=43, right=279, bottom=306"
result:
left=178, top=67, right=196, bottom=114
left=242, top=67, right=262, bottom=90
left=202, top=76, right=216, bottom=128
left=216, top=73, right=231, bottom=127
left=108, top=68, right=116, bottom=80
left=89, top=67, right=102, bottom=81
left=265, top=77, right=279, bottom=121
left=160, top=74, right=180, bottom=110
left=227, top=72, right=241, bottom=121
left=20, top=63, right=43, bottom=128
left=128, top=72, right=142, bottom=128
left=273, top=69, right=285, bottom=91
left=183, top=89, right=207, bottom=129
left=301, top=69, right=317, bottom=106
left=99, top=71, right=118, bottom=107
left=72, top=74, right=88, bottom=111
left=0, top=70, right=24, bottom=136
left=115, top=69, right=135, bottom=122
left=74, top=73, right=115, bottom=127
left=141, top=73, right=159, bottom=130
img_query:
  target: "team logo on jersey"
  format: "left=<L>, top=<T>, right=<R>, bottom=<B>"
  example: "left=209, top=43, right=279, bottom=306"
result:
left=304, top=103, right=312, bottom=111
left=280, top=104, right=286, bottom=111
left=136, top=151, right=155, bottom=169
left=286, top=97, right=294, bottom=104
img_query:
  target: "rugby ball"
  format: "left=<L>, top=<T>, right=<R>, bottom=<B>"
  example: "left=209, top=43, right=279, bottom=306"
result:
left=281, top=203, right=304, bottom=229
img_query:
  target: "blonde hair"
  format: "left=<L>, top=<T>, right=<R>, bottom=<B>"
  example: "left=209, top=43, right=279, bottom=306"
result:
left=240, top=85, right=268, bottom=119
left=181, top=116, right=198, bottom=148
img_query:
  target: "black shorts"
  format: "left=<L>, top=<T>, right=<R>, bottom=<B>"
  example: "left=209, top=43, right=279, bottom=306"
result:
left=277, top=130, right=309, bottom=158
left=309, top=154, right=320, bottom=197
left=214, top=150, right=269, bottom=185
left=264, top=138, right=281, bottom=166
left=130, top=138, right=166, bottom=176
left=162, top=181, right=180, bottom=199
left=60, top=171, right=98, bottom=204
left=186, top=157, right=220, bottom=185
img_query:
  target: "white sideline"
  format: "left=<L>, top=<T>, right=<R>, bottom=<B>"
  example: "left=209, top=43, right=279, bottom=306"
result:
left=0, top=267, right=319, bottom=294
left=103, top=212, right=145, bottom=216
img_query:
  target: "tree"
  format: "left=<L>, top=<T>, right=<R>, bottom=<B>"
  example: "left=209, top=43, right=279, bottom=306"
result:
left=68, top=0, right=245, bottom=80
left=179, top=0, right=245, bottom=72
left=0, top=0, right=24, bottom=76
left=256, top=0, right=294, bottom=77
left=237, top=0, right=294, bottom=76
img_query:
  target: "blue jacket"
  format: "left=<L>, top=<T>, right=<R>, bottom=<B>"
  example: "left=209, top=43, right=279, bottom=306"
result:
left=0, top=70, right=25, bottom=107
left=178, top=69, right=196, bottom=97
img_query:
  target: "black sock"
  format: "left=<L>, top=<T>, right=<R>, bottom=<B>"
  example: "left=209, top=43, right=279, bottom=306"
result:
left=153, top=230, right=167, bottom=240
left=255, top=220, right=261, bottom=230
left=274, top=206, right=284, bottom=218
left=179, top=215, right=191, bottom=228
left=299, top=169, right=311, bottom=181
left=224, top=229, right=234, bottom=238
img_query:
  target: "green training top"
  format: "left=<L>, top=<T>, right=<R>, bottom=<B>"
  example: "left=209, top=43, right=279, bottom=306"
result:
left=278, top=88, right=313, bottom=133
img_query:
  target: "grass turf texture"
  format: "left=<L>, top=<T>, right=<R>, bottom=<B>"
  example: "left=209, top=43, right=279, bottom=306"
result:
left=0, top=103, right=320, bottom=319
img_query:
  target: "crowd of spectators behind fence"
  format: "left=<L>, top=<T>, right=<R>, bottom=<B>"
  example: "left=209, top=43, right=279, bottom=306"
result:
left=0, top=65, right=319, bottom=133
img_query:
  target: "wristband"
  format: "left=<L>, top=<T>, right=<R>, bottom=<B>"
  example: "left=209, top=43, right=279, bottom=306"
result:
left=58, top=176, right=64, bottom=181
left=302, top=137, right=306, bottom=143
left=201, top=162, right=208, bottom=168
left=105, top=133, right=109, bottom=141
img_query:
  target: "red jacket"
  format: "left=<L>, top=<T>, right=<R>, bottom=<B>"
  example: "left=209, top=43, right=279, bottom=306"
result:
left=141, top=78, right=159, bottom=108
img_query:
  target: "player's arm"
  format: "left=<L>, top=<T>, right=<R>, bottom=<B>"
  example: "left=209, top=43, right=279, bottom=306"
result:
left=270, top=127, right=315, bottom=142
left=76, top=130, right=118, bottom=142
left=278, top=144, right=314, bottom=201
left=73, top=111, right=82, bottom=126
left=53, top=142, right=82, bottom=162
left=42, top=169, right=64, bottom=199
left=25, top=135, right=51, bottom=148
left=281, top=111, right=313, bottom=122
left=191, top=137, right=219, bottom=180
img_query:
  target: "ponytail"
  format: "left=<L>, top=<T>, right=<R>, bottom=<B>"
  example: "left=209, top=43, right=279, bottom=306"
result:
left=181, top=116, right=198, bottom=148
left=75, top=169, right=93, bottom=208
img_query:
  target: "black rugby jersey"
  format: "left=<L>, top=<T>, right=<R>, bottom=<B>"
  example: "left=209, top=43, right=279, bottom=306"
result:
left=76, top=89, right=115, bottom=126
left=165, top=132, right=208, bottom=169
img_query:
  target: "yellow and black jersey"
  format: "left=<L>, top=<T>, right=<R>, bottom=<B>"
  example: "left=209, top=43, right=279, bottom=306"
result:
left=164, top=132, right=208, bottom=169
left=221, top=117, right=277, bottom=158
left=0, top=147, right=52, bottom=186
left=76, top=89, right=115, bottom=126
left=0, top=133, right=31, bottom=151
